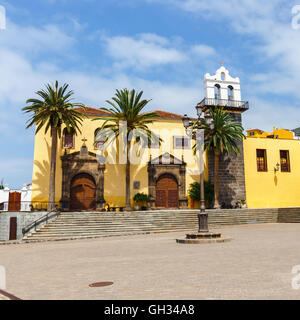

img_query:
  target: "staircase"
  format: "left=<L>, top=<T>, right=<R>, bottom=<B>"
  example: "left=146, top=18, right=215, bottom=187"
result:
left=22, top=208, right=281, bottom=243
left=22, top=210, right=199, bottom=242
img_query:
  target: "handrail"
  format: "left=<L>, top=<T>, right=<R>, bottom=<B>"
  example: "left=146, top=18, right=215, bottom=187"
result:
left=22, top=210, right=61, bottom=236
left=199, top=98, right=249, bottom=110
left=0, top=201, right=60, bottom=212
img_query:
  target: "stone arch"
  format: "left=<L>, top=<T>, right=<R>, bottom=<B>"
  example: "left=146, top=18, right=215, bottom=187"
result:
left=68, top=170, right=98, bottom=191
left=147, top=153, right=188, bottom=209
left=61, top=148, right=106, bottom=211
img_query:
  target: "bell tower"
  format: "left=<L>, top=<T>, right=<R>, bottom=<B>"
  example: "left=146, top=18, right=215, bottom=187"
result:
left=201, top=65, right=248, bottom=208
left=200, top=65, right=248, bottom=115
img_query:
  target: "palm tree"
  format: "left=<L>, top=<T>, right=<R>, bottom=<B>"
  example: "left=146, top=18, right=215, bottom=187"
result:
left=93, top=89, right=160, bottom=211
left=22, top=81, right=85, bottom=212
left=195, top=107, right=245, bottom=209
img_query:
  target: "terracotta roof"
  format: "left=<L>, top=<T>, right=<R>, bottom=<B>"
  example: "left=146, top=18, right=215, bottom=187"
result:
left=76, top=106, right=183, bottom=119
left=151, top=110, right=183, bottom=119
left=75, top=106, right=111, bottom=116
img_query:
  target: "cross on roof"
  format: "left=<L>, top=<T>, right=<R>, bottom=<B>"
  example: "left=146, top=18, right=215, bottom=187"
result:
left=82, top=137, right=88, bottom=144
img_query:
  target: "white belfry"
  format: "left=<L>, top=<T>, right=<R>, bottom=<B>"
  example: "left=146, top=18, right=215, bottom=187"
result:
left=204, top=66, right=242, bottom=103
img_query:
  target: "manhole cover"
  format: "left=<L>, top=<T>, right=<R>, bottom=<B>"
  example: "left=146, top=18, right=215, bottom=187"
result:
left=89, top=282, right=114, bottom=288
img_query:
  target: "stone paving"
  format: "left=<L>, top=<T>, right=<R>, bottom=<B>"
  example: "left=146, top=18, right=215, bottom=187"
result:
left=1, top=223, right=300, bottom=300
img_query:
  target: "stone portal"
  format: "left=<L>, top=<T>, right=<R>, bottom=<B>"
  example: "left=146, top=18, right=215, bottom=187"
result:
left=60, top=144, right=105, bottom=211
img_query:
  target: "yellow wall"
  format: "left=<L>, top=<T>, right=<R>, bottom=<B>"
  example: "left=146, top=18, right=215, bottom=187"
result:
left=244, top=137, right=300, bottom=208
left=31, top=115, right=207, bottom=207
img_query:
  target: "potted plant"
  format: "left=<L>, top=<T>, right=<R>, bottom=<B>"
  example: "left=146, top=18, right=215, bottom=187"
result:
left=133, top=193, right=149, bottom=211
left=241, top=199, right=247, bottom=208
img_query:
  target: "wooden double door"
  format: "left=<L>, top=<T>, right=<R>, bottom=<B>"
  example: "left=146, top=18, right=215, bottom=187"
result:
left=8, top=192, right=21, bottom=211
left=155, top=174, right=179, bottom=208
left=70, top=173, right=96, bottom=211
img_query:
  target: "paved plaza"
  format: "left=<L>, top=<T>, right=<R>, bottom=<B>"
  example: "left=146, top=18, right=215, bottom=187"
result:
left=1, top=223, right=300, bottom=300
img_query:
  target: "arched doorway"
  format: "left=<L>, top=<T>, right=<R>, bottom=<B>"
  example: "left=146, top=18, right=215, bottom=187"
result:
left=70, top=173, right=96, bottom=211
left=155, top=174, right=179, bottom=208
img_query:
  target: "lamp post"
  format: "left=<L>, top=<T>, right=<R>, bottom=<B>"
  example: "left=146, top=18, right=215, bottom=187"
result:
left=182, top=104, right=214, bottom=233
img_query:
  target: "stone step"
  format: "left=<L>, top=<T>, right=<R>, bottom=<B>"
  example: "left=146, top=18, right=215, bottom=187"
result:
left=25, top=228, right=196, bottom=239
left=23, top=209, right=281, bottom=242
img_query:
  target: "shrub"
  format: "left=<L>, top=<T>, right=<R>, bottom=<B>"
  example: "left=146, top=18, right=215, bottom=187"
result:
left=188, top=181, right=214, bottom=206
left=133, top=193, right=149, bottom=203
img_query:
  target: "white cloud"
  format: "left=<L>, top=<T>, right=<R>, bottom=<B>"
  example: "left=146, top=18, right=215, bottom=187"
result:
left=102, top=33, right=187, bottom=70
left=101, top=32, right=216, bottom=71
left=191, top=44, right=216, bottom=58
left=145, top=0, right=300, bottom=99
left=0, top=20, right=75, bottom=56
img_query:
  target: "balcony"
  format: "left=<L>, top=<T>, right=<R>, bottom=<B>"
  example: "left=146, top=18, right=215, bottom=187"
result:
left=198, top=98, right=249, bottom=112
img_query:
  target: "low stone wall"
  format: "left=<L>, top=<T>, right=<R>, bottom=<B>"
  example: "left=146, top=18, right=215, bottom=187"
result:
left=144, top=207, right=300, bottom=225
left=277, top=207, right=300, bottom=223
left=0, top=212, right=47, bottom=240
left=207, top=207, right=300, bottom=225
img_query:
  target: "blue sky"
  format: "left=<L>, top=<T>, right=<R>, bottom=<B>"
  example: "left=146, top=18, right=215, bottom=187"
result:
left=1, top=0, right=300, bottom=188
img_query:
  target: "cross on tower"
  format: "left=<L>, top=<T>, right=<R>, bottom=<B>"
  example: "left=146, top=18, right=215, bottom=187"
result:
left=220, top=60, right=224, bottom=66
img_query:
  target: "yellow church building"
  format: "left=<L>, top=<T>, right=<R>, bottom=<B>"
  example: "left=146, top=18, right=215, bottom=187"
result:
left=31, top=66, right=300, bottom=210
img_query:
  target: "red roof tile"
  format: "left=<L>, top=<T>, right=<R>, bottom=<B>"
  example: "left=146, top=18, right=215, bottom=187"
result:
left=75, top=106, right=111, bottom=116
left=152, top=110, right=183, bottom=119
left=76, top=106, right=183, bottom=119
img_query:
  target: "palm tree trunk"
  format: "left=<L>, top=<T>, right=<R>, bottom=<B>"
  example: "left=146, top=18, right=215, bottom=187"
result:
left=48, top=126, right=58, bottom=212
left=213, top=148, right=221, bottom=209
left=125, top=139, right=131, bottom=211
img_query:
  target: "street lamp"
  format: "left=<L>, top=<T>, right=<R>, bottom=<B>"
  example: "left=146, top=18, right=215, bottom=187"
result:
left=182, top=105, right=214, bottom=233
left=177, top=105, right=231, bottom=244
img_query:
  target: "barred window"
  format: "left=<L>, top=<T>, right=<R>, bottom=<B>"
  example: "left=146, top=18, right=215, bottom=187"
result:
left=256, top=149, right=267, bottom=172
left=280, top=150, right=290, bottom=172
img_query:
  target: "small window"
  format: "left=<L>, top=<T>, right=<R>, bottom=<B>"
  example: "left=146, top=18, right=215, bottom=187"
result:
left=145, top=134, right=160, bottom=149
left=63, top=128, right=74, bottom=149
left=256, top=149, right=267, bottom=172
left=280, top=150, right=290, bottom=172
left=94, top=128, right=106, bottom=149
left=174, top=136, right=190, bottom=149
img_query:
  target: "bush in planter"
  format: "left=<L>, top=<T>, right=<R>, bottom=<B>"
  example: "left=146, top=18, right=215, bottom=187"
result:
left=188, top=181, right=214, bottom=208
left=133, top=193, right=149, bottom=210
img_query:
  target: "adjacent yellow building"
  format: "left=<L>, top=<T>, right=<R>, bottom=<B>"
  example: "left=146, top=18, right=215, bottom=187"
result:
left=244, top=128, right=300, bottom=208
